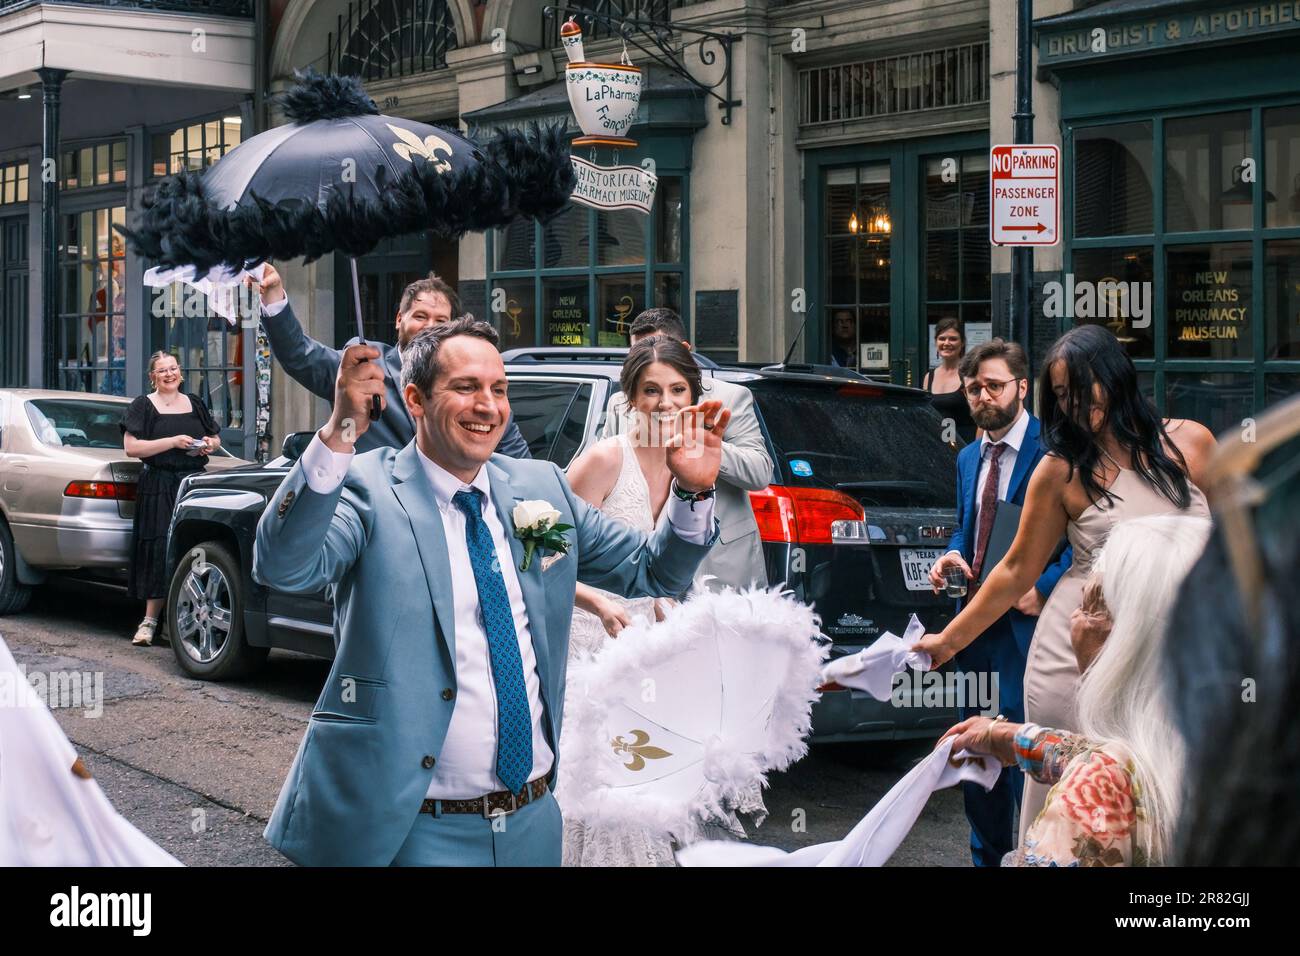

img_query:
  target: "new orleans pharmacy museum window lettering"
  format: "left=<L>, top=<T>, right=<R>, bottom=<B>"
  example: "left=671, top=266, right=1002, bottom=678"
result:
left=1067, top=105, right=1300, bottom=432
left=487, top=177, right=686, bottom=350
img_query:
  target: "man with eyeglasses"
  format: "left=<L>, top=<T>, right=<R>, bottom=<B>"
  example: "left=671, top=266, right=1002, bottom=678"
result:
left=926, top=338, right=1072, bottom=867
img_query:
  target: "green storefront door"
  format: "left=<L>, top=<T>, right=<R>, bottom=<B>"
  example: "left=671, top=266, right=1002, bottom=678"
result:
left=806, top=133, right=989, bottom=387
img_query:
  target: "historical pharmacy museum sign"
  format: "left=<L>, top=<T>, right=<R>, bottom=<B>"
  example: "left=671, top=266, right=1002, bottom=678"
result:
left=1039, top=1, right=1300, bottom=66
left=1169, top=265, right=1250, bottom=347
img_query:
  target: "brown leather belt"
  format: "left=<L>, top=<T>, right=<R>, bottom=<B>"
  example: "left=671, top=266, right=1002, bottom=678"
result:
left=421, top=777, right=549, bottom=818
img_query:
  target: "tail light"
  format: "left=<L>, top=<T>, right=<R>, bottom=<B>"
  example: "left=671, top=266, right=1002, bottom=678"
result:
left=749, top=485, right=865, bottom=545
left=64, top=480, right=137, bottom=501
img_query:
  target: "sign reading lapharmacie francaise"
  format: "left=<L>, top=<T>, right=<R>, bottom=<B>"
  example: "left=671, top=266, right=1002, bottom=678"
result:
left=989, top=145, right=1060, bottom=247
left=570, top=156, right=658, bottom=214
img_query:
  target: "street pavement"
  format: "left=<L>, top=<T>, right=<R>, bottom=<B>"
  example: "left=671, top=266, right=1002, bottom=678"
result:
left=3, top=577, right=971, bottom=867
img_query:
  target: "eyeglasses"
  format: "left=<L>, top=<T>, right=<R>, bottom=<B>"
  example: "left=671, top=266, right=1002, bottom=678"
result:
left=963, top=379, right=1018, bottom=400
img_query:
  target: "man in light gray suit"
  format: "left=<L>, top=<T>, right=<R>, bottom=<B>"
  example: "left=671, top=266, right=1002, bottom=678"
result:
left=601, top=309, right=773, bottom=591
left=249, top=265, right=531, bottom=457
left=253, top=317, right=729, bottom=866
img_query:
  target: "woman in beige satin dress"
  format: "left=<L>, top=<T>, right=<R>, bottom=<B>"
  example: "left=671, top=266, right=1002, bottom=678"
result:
left=916, top=325, right=1215, bottom=841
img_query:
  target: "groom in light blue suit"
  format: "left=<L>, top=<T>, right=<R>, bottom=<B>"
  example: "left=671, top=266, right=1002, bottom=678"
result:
left=254, top=317, right=729, bottom=866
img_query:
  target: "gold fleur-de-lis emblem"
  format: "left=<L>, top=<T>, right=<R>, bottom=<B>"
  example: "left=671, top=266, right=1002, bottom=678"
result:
left=388, top=124, right=453, bottom=174
left=610, top=729, right=672, bottom=771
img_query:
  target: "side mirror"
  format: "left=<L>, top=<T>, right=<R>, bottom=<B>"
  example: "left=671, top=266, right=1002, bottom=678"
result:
left=281, top=431, right=314, bottom=462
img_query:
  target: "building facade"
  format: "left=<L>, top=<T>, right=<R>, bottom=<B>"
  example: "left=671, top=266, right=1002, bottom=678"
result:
left=0, top=0, right=259, bottom=453
left=3, top=1, right=1294, bottom=455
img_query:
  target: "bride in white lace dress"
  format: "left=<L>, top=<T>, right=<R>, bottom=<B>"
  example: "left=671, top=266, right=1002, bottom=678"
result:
left=558, top=336, right=702, bottom=867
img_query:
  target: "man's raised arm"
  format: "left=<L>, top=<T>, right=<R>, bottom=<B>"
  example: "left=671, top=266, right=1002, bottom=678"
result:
left=249, top=264, right=342, bottom=401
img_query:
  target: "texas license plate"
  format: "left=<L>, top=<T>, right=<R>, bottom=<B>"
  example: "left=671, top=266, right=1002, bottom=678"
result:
left=899, top=548, right=945, bottom=591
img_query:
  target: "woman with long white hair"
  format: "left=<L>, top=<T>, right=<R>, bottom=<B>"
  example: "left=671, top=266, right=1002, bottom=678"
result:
left=938, top=512, right=1211, bottom=865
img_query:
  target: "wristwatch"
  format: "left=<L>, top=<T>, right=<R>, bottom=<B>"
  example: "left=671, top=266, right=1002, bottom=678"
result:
left=671, top=480, right=716, bottom=510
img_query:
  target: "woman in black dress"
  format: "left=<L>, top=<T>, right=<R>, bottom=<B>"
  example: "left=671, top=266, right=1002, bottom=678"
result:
left=121, top=352, right=221, bottom=646
left=923, top=316, right=977, bottom=444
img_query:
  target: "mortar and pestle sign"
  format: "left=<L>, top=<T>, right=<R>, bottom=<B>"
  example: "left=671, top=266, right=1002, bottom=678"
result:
left=561, top=17, right=657, bottom=213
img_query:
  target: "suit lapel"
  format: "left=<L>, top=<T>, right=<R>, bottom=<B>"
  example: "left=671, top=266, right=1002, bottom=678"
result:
left=484, top=459, right=552, bottom=694
left=391, top=444, right=456, bottom=661
left=382, top=345, right=415, bottom=435
left=1005, top=415, right=1041, bottom=504
left=961, top=446, right=980, bottom=560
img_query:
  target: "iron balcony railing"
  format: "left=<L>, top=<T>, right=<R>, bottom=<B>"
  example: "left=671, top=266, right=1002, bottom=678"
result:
left=799, top=42, right=990, bottom=127
left=541, top=0, right=687, bottom=48
left=0, top=0, right=253, bottom=14
left=326, top=0, right=459, bottom=81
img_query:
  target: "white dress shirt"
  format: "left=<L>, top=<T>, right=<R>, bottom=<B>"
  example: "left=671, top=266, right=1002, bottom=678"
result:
left=262, top=296, right=289, bottom=317
left=947, top=407, right=1029, bottom=561
left=297, top=432, right=714, bottom=798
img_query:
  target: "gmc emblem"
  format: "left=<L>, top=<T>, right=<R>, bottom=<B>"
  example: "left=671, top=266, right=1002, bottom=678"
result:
left=918, top=525, right=953, bottom=539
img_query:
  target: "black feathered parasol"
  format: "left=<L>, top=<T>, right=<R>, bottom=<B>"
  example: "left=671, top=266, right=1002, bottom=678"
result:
left=119, top=69, right=576, bottom=419
left=120, top=70, right=575, bottom=272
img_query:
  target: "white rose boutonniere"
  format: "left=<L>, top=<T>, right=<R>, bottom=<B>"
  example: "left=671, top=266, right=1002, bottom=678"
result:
left=511, top=499, right=573, bottom=572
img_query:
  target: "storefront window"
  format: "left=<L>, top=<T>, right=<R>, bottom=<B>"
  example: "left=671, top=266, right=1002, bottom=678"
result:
left=541, top=204, right=587, bottom=269
left=148, top=290, right=246, bottom=434
left=1164, top=111, right=1252, bottom=233
left=595, top=209, right=645, bottom=267
left=1166, top=242, right=1252, bottom=360
left=824, top=163, right=891, bottom=372
left=597, top=274, right=645, bottom=345
left=151, top=116, right=243, bottom=177
left=494, top=277, right=536, bottom=351
left=542, top=276, right=588, bottom=346
left=59, top=206, right=127, bottom=395
left=61, top=142, right=127, bottom=191
left=1166, top=372, right=1254, bottom=436
left=1265, top=239, right=1300, bottom=360
left=1074, top=122, right=1153, bottom=237
left=1264, top=106, right=1300, bottom=229
left=0, top=162, right=28, bottom=206
left=488, top=174, right=687, bottom=352
left=923, top=152, right=990, bottom=364
left=1071, top=246, right=1155, bottom=358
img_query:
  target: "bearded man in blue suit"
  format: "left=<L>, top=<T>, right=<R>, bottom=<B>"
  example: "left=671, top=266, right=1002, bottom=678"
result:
left=926, top=338, right=1072, bottom=867
left=253, top=317, right=726, bottom=866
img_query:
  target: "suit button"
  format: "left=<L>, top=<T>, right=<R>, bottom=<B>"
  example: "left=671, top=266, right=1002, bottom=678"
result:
left=421, top=755, right=436, bottom=769
left=277, top=489, right=296, bottom=518
left=441, top=688, right=454, bottom=701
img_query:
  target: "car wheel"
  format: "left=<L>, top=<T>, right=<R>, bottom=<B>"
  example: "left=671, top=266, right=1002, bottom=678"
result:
left=0, top=519, right=33, bottom=615
left=167, top=540, right=267, bottom=680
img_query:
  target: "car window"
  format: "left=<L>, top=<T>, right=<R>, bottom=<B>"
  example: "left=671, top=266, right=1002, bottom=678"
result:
left=751, top=383, right=959, bottom=508
left=508, top=381, right=593, bottom=467
left=26, top=399, right=128, bottom=449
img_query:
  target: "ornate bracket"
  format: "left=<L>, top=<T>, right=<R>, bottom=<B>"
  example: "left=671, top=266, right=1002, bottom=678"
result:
left=543, top=4, right=742, bottom=125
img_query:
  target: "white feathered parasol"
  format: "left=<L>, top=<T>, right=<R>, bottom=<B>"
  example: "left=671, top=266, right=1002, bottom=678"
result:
left=557, top=585, right=828, bottom=845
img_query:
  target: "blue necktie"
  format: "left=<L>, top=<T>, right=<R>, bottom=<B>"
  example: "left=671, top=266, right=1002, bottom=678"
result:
left=452, top=488, right=533, bottom=795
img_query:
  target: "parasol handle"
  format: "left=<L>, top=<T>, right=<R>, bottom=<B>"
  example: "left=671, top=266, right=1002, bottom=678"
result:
left=350, top=257, right=381, bottom=422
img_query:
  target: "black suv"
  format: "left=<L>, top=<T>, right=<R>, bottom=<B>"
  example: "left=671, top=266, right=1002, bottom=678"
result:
left=164, top=351, right=963, bottom=742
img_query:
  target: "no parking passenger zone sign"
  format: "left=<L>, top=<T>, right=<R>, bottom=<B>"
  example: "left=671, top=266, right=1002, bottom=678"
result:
left=990, top=144, right=1060, bottom=247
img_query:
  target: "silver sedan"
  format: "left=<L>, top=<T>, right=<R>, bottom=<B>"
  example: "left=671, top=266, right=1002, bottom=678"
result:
left=0, top=389, right=244, bottom=613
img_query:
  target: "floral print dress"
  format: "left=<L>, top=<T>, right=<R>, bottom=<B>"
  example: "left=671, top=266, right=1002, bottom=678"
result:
left=1005, top=733, right=1150, bottom=867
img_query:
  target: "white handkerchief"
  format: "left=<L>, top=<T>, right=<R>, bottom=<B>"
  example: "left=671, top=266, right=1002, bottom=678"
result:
left=678, top=738, right=1001, bottom=867
left=819, top=613, right=932, bottom=700
left=0, top=636, right=182, bottom=866
left=144, top=262, right=265, bottom=326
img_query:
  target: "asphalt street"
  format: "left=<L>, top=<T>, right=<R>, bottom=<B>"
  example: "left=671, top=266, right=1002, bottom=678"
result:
left=3, top=577, right=971, bottom=867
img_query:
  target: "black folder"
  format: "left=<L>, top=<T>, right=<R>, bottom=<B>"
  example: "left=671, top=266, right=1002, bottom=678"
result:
left=978, top=500, right=1023, bottom=583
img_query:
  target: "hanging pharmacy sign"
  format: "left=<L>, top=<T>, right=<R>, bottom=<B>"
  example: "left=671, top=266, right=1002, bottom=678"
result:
left=570, top=156, right=658, bottom=213
left=561, top=17, right=657, bottom=214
